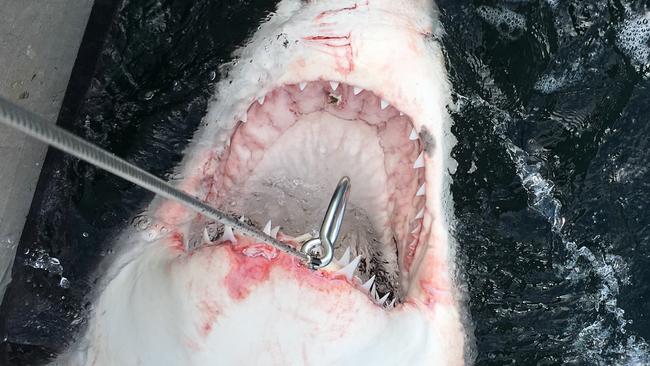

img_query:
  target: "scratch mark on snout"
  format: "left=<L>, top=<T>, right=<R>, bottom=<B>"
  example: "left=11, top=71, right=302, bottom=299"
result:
left=314, top=1, right=369, bottom=21
left=302, top=34, right=354, bottom=74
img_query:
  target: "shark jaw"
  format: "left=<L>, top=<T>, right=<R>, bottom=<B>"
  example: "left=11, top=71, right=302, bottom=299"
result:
left=58, top=0, right=467, bottom=365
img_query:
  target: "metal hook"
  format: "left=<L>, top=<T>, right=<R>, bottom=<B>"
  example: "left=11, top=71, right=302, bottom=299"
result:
left=301, top=176, right=351, bottom=269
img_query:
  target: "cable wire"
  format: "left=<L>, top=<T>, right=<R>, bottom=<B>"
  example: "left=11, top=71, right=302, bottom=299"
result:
left=0, top=95, right=310, bottom=263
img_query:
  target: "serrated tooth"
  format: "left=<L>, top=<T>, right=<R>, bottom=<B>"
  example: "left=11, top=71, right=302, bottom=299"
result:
left=263, top=220, right=272, bottom=236
left=271, top=226, right=280, bottom=239
left=409, top=128, right=418, bottom=140
left=336, top=246, right=351, bottom=266
left=299, top=82, right=307, bottom=91
left=413, top=151, right=424, bottom=169
left=336, top=255, right=361, bottom=281
left=330, top=81, right=339, bottom=90
left=371, top=284, right=378, bottom=300
left=353, top=86, right=363, bottom=95
left=222, top=225, right=236, bottom=243
left=380, top=99, right=389, bottom=110
left=377, top=292, right=390, bottom=306
left=388, top=298, right=396, bottom=308
left=203, top=227, right=212, bottom=242
left=416, top=183, right=425, bottom=197
left=240, top=113, right=247, bottom=123
left=411, top=222, right=421, bottom=234
left=361, top=275, right=376, bottom=293
left=415, top=208, right=424, bottom=220
left=257, top=96, right=265, bottom=105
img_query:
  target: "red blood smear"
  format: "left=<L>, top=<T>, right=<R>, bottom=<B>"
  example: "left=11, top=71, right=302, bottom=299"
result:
left=224, top=246, right=275, bottom=300
left=199, top=300, right=221, bottom=337
left=222, top=240, right=352, bottom=301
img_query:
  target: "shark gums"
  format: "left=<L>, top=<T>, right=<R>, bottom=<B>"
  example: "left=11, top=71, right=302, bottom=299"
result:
left=57, top=0, right=469, bottom=365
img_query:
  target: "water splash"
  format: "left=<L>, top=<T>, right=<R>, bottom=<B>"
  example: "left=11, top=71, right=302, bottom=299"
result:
left=495, top=112, right=650, bottom=365
left=23, top=249, right=71, bottom=289
left=476, top=6, right=527, bottom=40
left=23, top=249, right=64, bottom=276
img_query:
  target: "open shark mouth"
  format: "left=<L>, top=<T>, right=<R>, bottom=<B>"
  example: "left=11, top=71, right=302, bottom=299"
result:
left=58, top=0, right=468, bottom=365
left=200, top=80, right=427, bottom=305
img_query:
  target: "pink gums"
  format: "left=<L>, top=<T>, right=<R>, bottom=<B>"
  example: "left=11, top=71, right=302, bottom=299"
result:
left=222, top=237, right=357, bottom=302
left=207, top=82, right=426, bottom=272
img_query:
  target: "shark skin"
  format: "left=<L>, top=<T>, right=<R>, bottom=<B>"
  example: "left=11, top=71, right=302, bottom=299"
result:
left=56, top=1, right=468, bottom=365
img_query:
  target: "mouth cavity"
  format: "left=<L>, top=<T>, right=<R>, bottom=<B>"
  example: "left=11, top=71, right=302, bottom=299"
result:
left=199, top=81, right=428, bottom=308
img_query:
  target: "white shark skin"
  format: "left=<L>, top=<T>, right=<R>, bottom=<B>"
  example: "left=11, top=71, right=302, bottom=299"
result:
left=56, top=0, right=467, bottom=365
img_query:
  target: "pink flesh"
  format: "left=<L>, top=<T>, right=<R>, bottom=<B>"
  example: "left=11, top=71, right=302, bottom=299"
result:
left=211, top=81, right=424, bottom=273
left=59, top=1, right=467, bottom=365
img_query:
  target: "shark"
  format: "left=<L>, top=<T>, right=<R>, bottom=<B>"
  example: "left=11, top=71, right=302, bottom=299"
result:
left=57, top=0, right=469, bottom=364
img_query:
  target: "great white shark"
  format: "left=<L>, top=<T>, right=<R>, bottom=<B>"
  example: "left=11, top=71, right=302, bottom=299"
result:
left=57, top=0, right=469, bottom=364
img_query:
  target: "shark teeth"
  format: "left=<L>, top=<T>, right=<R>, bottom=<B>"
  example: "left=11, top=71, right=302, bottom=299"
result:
left=203, top=227, right=212, bottom=242
left=416, top=183, right=425, bottom=197
left=409, top=128, right=418, bottom=140
left=414, top=151, right=424, bottom=169
left=336, top=246, right=351, bottom=266
left=270, top=226, right=280, bottom=239
left=240, top=113, right=248, bottom=123
left=353, top=86, right=363, bottom=95
left=361, top=275, right=375, bottom=293
left=376, top=292, right=390, bottom=306
left=329, top=81, right=339, bottom=90
left=336, top=255, right=361, bottom=281
left=222, top=225, right=236, bottom=243
left=257, top=96, right=265, bottom=105
left=263, top=220, right=272, bottom=236
left=299, top=82, right=307, bottom=91
left=380, top=99, right=389, bottom=110
left=415, top=208, right=424, bottom=220
left=370, top=285, right=391, bottom=306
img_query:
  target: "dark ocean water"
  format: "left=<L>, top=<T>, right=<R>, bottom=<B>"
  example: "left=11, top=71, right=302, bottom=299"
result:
left=1, top=0, right=649, bottom=365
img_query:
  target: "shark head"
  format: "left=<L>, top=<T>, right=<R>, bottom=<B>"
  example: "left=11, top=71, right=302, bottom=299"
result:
left=60, top=0, right=468, bottom=365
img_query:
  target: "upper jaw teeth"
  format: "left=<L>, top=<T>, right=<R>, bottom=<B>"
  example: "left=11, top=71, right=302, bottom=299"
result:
left=413, top=151, right=424, bottom=169
left=212, top=80, right=429, bottom=307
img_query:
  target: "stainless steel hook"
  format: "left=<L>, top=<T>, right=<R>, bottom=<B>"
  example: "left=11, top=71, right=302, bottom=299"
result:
left=301, top=176, right=351, bottom=269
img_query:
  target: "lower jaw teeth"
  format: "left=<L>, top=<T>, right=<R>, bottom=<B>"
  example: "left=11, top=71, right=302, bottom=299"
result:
left=201, top=211, right=402, bottom=308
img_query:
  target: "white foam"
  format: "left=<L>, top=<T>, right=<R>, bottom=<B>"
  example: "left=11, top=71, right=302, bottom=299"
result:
left=504, top=140, right=650, bottom=365
left=473, top=98, right=650, bottom=364
left=476, top=6, right=527, bottom=40
left=616, top=11, right=650, bottom=69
